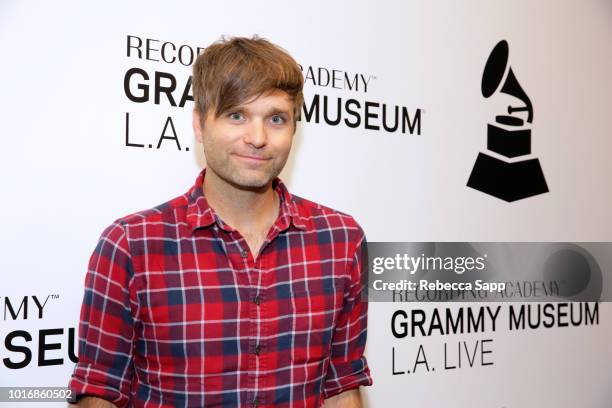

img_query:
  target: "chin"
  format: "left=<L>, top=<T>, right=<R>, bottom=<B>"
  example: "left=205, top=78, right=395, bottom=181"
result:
left=227, top=171, right=275, bottom=190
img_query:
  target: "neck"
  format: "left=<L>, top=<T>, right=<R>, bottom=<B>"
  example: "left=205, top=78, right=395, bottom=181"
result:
left=202, top=169, right=279, bottom=233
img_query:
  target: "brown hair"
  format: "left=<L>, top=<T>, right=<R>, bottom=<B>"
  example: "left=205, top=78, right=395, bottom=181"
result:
left=192, top=35, right=304, bottom=126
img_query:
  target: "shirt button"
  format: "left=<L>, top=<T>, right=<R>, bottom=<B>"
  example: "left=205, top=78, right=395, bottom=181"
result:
left=254, top=344, right=261, bottom=356
left=240, top=249, right=248, bottom=258
left=253, top=295, right=260, bottom=306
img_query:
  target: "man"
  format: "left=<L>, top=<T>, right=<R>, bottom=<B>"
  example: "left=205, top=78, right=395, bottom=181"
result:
left=69, top=36, right=372, bottom=407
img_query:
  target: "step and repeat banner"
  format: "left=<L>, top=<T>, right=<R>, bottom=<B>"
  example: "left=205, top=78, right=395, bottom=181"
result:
left=1, top=0, right=612, bottom=406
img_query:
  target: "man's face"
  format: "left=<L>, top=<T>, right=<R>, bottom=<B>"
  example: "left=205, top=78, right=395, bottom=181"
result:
left=193, top=89, right=296, bottom=190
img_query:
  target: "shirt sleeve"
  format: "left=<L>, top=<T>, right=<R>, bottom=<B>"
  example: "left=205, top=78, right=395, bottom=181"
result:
left=323, top=224, right=373, bottom=399
left=68, top=222, right=137, bottom=408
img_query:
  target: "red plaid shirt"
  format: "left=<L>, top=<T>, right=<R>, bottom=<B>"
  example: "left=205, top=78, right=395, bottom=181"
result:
left=69, top=169, right=372, bottom=407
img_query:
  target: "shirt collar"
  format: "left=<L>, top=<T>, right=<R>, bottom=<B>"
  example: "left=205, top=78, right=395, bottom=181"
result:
left=186, top=168, right=309, bottom=233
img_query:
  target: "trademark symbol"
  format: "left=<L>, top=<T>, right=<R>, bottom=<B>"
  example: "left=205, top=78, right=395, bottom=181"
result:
left=50, top=294, right=60, bottom=300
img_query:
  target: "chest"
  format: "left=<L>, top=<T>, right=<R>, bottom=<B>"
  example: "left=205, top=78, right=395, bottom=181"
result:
left=135, top=230, right=350, bottom=302
left=130, top=230, right=352, bottom=365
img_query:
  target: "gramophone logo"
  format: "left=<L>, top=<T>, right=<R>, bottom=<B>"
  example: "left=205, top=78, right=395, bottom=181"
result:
left=467, top=40, right=549, bottom=202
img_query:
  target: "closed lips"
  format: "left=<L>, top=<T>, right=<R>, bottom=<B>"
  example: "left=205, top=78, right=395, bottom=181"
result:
left=234, top=154, right=270, bottom=160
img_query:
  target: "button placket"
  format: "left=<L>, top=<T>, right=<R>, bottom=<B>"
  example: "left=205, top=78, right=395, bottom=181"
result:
left=253, top=250, right=270, bottom=407
left=239, top=238, right=263, bottom=408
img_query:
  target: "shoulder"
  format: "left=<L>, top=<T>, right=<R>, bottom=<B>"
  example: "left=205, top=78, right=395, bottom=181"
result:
left=99, top=192, right=191, bottom=242
left=291, top=194, right=366, bottom=245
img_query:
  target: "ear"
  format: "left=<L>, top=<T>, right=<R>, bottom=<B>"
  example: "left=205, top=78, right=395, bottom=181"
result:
left=192, top=109, right=203, bottom=143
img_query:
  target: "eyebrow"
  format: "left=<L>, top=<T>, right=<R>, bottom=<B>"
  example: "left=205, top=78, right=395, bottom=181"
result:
left=230, top=105, right=292, bottom=117
left=266, top=107, right=292, bottom=116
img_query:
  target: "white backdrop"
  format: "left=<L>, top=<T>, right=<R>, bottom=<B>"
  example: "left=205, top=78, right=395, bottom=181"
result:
left=1, top=0, right=612, bottom=406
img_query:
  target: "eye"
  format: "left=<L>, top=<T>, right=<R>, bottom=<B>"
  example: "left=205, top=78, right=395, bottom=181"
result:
left=228, top=112, right=244, bottom=121
left=270, top=115, right=286, bottom=125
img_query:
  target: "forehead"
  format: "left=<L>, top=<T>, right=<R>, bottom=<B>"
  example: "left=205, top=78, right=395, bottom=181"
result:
left=237, top=89, right=294, bottom=113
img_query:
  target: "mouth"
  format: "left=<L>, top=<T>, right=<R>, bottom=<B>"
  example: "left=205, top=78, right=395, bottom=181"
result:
left=233, top=153, right=271, bottom=162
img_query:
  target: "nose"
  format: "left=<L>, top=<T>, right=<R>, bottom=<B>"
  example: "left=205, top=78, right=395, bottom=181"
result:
left=243, top=118, right=267, bottom=148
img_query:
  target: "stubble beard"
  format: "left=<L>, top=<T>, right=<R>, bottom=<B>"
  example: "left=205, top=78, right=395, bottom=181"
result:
left=206, top=153, right=285, bottom=192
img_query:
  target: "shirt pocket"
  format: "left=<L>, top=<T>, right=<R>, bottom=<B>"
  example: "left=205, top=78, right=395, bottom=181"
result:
left=287, top=278, right=344, bottom=364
